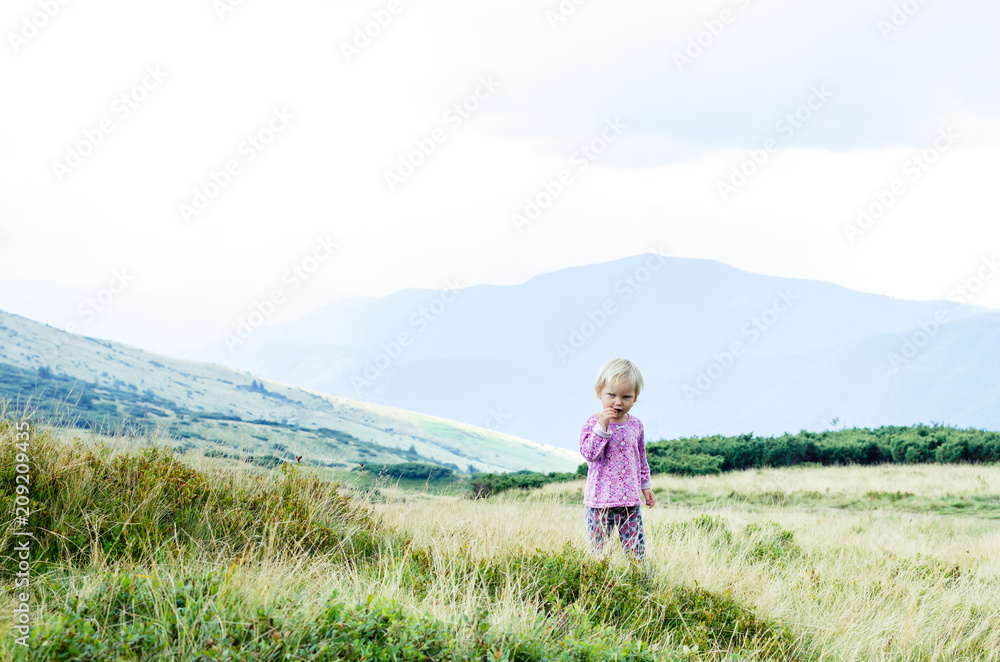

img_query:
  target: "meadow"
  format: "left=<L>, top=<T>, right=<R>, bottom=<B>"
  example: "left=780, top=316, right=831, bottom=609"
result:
left=1, top=404, right=998, bottom=661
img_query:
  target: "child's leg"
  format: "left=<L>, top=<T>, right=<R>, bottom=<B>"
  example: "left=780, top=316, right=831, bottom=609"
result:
left=616, top=505, right=646, bottom=561
left=585, top=507, right=612, bottom=554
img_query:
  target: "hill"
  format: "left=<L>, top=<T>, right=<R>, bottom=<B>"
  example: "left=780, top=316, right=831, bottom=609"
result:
left=0, top=308, right=580, bottom=473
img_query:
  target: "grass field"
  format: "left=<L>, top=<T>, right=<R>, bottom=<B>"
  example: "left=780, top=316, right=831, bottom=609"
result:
left=1, top=405, right=998, bottom=661
left=472, top=467, right=1000, bottom=659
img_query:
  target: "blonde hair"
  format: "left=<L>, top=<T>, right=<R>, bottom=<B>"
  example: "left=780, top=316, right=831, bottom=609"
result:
left=594, top=358, right=643, bottom=400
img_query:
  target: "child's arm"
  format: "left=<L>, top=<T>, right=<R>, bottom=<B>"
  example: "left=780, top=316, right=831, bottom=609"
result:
left=638, top=424, right=655, bottom=506
left=579, top=417, right=612, bottom=461
left=637, top=423, right=652, bottom=491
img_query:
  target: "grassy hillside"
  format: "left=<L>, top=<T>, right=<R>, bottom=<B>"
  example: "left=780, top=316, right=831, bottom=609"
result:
left=0, top=412, right=802, bottom=661
left=0, top=308, right=579, bottom=473
left=2, top=409, right=998, bottom=660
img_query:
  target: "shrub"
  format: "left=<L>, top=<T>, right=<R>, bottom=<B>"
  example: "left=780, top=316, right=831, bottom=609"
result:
left=646, top=424, right=1000, bottom=475
left=468, top=470, right=583, bottom=499
left=353, top=462, right=454, bottom=481
left=647, top=452, right=723, bottom=476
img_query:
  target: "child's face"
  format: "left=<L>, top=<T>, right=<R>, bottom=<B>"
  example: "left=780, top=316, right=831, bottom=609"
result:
left=596, top=379, right=636, bottom=419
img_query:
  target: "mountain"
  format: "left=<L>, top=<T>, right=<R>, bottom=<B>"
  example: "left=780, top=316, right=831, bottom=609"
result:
left=0, top=309, right=580, bottom=472
left=181, top=254, right=1000, bottom=449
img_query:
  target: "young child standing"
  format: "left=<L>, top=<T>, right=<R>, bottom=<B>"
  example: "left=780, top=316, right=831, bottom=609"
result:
left=579, top=358, right=654, bottom=561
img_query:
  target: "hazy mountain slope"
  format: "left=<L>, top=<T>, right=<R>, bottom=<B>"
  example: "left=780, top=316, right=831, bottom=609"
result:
left=665, top=312, right=1000, bottom=438
left=0, top=309, right=580, bottom=472
left=181, top=254, right=997, bottom=449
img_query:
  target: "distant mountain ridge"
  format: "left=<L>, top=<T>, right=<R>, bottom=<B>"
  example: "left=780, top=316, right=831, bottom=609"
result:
left=182, top=254, right=1000, bottom=449
left=0, top=308, right=580, bottom=472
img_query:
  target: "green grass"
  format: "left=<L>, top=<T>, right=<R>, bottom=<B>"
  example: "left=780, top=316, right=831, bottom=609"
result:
left=653, top=488, right=1000, bottom=519
left=528, top=480, right=1000, bottom=520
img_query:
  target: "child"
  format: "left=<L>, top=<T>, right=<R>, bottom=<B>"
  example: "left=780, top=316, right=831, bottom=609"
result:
left=579, top=358, right=654, bottom=561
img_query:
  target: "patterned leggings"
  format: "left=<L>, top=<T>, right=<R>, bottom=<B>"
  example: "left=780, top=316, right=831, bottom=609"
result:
left=585, top=505, right=646, bottom=560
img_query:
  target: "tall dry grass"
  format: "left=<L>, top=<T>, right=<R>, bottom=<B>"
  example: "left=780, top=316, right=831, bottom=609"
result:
left=373, top=465, right=1000, bottom=661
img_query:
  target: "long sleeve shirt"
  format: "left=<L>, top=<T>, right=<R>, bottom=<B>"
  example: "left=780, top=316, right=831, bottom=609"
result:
left=579, top=413, right=651, bottom=508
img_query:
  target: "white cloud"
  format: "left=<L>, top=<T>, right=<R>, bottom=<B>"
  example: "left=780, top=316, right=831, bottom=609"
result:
left=1, top=0, right=998, bottom=354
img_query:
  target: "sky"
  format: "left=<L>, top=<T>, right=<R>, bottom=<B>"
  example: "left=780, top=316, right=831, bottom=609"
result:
left=2, top=0, right=999, bottom=355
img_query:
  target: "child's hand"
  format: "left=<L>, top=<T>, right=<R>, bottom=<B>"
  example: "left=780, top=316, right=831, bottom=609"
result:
left=597, top=406, right=619, bottom=431
left=642, top=488, right=656, bottom=507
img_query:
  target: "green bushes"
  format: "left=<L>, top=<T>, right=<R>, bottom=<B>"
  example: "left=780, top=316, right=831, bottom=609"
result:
left=468, top=470, right=584, bottom=499
left=647, top=452, right=724, bottom=476
left=647, top=424, right=1000, bottom=475
left=353, top=461, right=455, bottom=481
left=472, top=425, right=1000, bottom=489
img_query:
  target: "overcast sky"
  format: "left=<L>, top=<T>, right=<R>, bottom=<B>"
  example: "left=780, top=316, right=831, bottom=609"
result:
left=2, top=0, right=998, bottom=355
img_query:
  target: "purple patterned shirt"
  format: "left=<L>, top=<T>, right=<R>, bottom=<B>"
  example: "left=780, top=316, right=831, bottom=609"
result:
left=579, top=413, right=652, bottom=508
